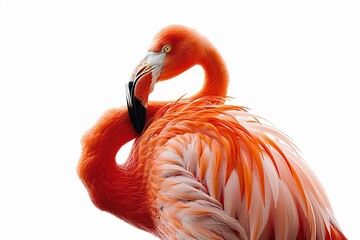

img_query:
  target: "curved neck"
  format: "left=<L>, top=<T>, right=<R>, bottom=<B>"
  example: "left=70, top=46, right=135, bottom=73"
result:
left=77, top=105, right=162, bottom=232
left=77, top=43, right=229, bottom=233
left=192, top=45, right=229, bottom=100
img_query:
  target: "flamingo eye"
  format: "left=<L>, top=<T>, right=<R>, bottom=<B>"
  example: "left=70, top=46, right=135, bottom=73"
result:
left=162, top=45, right=172, bottom=53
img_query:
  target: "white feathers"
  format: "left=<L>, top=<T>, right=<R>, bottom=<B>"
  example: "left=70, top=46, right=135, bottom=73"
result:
left=272, top=181, right=299, bottom=240
left=223, top=171, right=241, bottom=219
left=153, top=138, right=248, bottom=239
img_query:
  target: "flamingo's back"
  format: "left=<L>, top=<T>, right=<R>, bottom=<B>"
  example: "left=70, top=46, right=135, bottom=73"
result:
left=135, top=97, right=345, bottom=240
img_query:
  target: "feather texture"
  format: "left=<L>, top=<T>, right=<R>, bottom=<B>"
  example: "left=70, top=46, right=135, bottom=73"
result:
left=130, top=97, right=345, bottom=240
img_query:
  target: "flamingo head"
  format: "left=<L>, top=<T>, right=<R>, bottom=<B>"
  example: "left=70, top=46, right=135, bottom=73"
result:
left=127, top=25, right=206, bottom=134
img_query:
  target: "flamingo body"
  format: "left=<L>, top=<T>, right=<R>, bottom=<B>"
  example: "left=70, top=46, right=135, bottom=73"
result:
left=78, top=25, right=346, bottom=239
left=130, top=97, right=345, bottom=240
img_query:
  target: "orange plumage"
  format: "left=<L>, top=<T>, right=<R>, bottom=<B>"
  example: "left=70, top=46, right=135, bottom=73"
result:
left=78, top=25, right=346, bottom=239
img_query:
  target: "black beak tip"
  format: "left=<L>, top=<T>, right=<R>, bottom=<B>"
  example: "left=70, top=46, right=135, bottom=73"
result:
left=126, top=81, right=146, bottom=134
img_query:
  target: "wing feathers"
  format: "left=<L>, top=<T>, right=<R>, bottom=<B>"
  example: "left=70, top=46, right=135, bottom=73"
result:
left=140, top=98, right=345, bottom=239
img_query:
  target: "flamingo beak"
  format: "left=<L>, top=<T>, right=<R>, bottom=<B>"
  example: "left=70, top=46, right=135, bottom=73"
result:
left=126, top=52, right=165, bottom=134
left=126, top=64, right=155, bottom=134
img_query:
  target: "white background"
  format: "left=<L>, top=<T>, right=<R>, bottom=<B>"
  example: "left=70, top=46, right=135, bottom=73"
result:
left=0, top=0, right=358, bottom=239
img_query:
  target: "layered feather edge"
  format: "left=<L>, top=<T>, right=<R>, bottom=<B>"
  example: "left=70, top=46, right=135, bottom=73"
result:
left=137, top=97, right=345, bottom=240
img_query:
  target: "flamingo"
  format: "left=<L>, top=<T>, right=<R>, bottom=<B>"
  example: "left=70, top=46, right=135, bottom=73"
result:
left=78, top=25, right=346, bottom=239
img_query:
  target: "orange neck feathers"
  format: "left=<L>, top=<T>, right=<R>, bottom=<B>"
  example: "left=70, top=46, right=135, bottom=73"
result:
left=77, top=106, right=161, bottom=232
left=195, top=43, right=229, bottom=99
